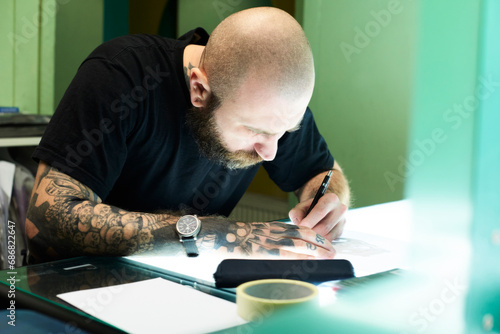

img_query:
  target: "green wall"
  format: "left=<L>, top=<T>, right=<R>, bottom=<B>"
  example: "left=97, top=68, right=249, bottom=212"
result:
left=177, top=0, right=272, bottom=35
left=0, top=0, right=15, bottom=109
left=0, top=0, right=40, bottom=114
left=302, top=0, right=417, bottom=208
left=0, top=0, right=103, bottom=115
left=53, top=0, right=103, bottom=110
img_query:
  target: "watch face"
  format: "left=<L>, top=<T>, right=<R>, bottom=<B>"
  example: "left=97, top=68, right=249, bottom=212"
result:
left=176, top=216, right=200, bottom=237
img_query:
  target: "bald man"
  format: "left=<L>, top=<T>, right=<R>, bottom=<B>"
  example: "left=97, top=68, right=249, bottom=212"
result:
left=26, top=7, right=350, bottom=263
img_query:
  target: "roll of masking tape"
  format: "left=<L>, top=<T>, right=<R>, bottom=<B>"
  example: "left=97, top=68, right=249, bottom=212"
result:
left=236, top=279, right=318, bottom=322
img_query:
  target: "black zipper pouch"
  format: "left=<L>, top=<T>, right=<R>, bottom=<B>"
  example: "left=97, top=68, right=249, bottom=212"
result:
left=213, top=259, right=355, bottom=288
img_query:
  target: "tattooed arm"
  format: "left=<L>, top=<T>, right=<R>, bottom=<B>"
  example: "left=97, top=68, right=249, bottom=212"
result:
left=25, top=161, right=177, bottom=263
left=289, top=160, right=351, bottom=241
left=26, top=161, right=335, bottom=263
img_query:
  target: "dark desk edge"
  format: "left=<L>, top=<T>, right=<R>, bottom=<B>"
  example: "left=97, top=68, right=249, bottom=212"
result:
left=0, top=281, right=127, bottom=333
left=118, top=257, right=237, bottom=302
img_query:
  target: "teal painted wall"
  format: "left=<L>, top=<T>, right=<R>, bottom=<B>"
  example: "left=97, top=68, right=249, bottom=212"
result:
left=467, top=1, right=500, bottom=329
left=401, top=0, right=499, bottom=330
left=302, top=0, right=418, bottom=208
left=405, top=0, right=500, bottom=330
left=405, top=0, right=481, bottom=258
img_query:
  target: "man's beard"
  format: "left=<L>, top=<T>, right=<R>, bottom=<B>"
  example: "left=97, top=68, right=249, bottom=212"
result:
left=185, top=94, right=263, bottom=170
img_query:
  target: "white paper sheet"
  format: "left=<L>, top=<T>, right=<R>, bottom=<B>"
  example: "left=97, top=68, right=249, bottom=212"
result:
left=333, top=229, right=409, bottom=277
left=57, top=277, right=247, bottom=334
left=337, top=200, right=412, bottom=276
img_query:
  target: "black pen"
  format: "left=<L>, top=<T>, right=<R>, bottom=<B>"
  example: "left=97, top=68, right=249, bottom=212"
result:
left=305, top=170, right=333, bottom=216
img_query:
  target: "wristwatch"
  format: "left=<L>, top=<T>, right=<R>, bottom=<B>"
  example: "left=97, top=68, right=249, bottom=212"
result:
left=176, top=215, right=201, bottom=257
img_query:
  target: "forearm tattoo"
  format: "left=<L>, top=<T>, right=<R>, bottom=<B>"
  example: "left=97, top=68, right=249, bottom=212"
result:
left=27, top=165, right=313, bottom=263
left=26, top=165, right=176, bottom=262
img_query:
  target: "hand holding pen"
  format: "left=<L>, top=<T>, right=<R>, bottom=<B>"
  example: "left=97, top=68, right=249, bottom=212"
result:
left=305, top=170, right=333, bottom=216
left=288, top=169, right=348, bottom=242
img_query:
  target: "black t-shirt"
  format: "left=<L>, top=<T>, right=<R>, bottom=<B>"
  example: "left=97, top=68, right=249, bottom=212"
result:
left=33, top=28, right=334, bottom=216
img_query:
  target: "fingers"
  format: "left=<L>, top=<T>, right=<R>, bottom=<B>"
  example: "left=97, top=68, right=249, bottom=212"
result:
left=279, top=238, right=336, bottom=259
left=205, top=219, right=338, bottom=260
left=315, top=217, right=347, bottom=242
left=249, top=238, right=335, bottom=260
left=281, top=225, right=336, bottom=258
left=253, top=222, right=335, bottom=252
left=299, top=193, right=341, bottom=229
left=311, top=204, right=348, bottom=241
left=288, top=198, right=313, bottom=224
left=292, top=225, right=334, bottom=252
left=291, top=193, right=348, bottom=242
left=245, top=222, right=336, bottom=259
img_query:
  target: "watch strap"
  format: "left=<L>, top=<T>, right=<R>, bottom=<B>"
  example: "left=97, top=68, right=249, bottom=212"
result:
left=182, top=237, right=199, bottom=257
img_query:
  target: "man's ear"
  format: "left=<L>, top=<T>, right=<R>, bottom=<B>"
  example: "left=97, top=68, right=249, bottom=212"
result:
left=190, top=68, right=211, bottom=108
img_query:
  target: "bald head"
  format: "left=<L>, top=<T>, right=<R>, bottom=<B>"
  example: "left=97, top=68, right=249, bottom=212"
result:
left=201, top=7, right=315, bottom=102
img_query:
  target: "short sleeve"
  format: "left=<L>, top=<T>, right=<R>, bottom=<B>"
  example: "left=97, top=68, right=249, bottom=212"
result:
left=32, top=58, right=138, bottom=199
left=263, top=107, right=334, bottom=192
